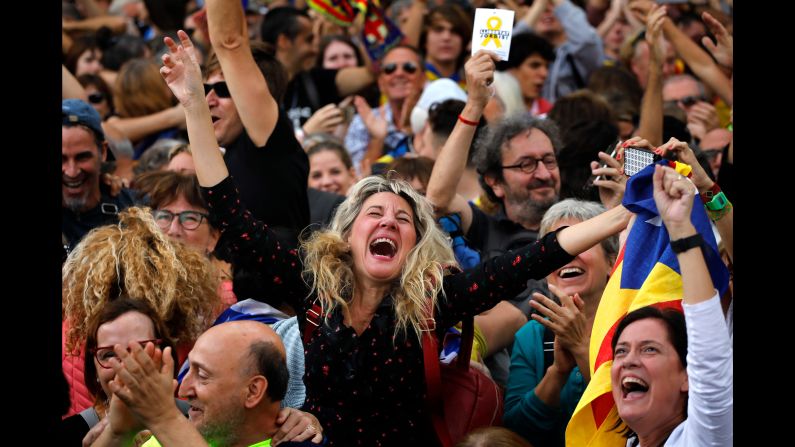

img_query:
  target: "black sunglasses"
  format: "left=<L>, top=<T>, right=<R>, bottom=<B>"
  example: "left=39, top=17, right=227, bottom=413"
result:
left=382, top=62, right=418, bottom=75
left=204, top=81, right=231, bottom=98
left=88, top=92, right=105, bottom=104
left=674, top=95, right=707, bottom=107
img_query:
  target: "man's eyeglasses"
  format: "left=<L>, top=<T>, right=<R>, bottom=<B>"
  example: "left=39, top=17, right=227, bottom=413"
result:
left=501, top=155, right=558, bottom=174
left=500, top=154, right=558, bottom=174
left=204, top=81, right=231, bottom=98
left=382, top=62, right=418, bottom=75
left=91, top=339, right=162, bottom=369
left=88, top=92, right=105, bottom=104
left=152, top=210, right=210, bottom=230
left=669, top=95, right=707, bottom=107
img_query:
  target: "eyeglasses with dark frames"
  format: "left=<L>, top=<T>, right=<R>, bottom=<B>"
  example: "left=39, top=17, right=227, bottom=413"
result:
left=382, top=62, right=418, bottom=75
left=203, top=81, right=231, bottom=98
left=501, top=155, right=558, bottom=174
left=91, top=339, right=163, bottom=369
left=152, top=210, right=210, bottom=231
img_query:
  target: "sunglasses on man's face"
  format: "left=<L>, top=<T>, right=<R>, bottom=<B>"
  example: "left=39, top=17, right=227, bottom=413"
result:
left=674, top=95, right=707, bottom=107
left=204, top=81, right=231, bottom=98
left=88, top=92, right=105, bottom=104
left=382, top=62, right=418, bottom=75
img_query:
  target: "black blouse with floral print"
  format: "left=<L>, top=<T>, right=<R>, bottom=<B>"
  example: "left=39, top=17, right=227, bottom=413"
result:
left=203, top=176, right=573, bottom=447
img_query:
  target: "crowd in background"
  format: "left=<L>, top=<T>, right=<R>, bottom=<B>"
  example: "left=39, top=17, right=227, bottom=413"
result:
left=61, top=0, right=733, bottom=445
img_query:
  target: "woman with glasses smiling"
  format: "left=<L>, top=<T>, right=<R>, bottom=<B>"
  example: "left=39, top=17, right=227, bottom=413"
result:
left=60, top=297, right=185, bottom=445
left=134, top=170, right=236, bottom=310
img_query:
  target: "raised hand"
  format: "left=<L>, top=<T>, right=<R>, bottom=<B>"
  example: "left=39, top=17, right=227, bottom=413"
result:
left=552, top=337, right=577, bottom=376
left=102, top=172, right=130, bottom=197
left=272, top=407, right=324, bottom=445
left=108, top=342, right=181, bottom=428
left=303, top=103, right=346, bottom=135
left=655, top=137, right=713, bottom=193
left=590, top=143, right=627, bottom=209
left=627, top=0, right=655, bottom=25
left=464, top=50, right=500, bottom=111
left=645, top=3, right=667, bottom=66
left=652, top=164, right=696, bottom=237
left=160, top=30, right=205, bottom=108
left=106, top=378, right=145, bottom=438
left=353, top=96, right=388, bottom=141
left=701, top=12, right=733, bottom=70
left=685, top=101, right=720, bottom=141
left=529, top=285, right=589, bottom=356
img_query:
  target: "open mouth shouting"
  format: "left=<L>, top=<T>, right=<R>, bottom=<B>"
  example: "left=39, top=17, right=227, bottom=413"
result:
left=621, top=376, right=650, bottom=401
left=369, top=237, right=398, bottom=260
left=558, top=266, right=584, bottom=279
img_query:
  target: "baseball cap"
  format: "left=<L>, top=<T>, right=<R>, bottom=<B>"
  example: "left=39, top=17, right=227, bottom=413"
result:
left=63, top=98, right=115, bottom=161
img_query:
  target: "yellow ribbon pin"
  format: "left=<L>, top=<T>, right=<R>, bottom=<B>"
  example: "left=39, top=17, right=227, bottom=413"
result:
left=481, top=16, right=502, bottom=48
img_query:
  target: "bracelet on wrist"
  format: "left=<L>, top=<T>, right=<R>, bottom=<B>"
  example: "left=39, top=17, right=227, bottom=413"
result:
left=700, top=182, right=721, bottom=204
left=704, top=190, right=729, bottom=211
left=670, top=233, right=704, bottom=254
left=707, top=199, right=732, bottom=222
left=458, top=114, right=479, bottom=126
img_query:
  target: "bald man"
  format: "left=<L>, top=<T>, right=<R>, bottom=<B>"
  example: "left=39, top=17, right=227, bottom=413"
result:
left=94, top=321, right=323, bottom=447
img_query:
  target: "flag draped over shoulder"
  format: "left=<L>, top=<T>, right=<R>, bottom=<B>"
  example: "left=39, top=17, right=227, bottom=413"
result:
left=565, top=160, right=729, bottom=447
left=307, top=0, right=403, bottom=61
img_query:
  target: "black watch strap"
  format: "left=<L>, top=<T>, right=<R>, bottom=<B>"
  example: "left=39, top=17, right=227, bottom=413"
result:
left=670, top=233, right=703, bottom=254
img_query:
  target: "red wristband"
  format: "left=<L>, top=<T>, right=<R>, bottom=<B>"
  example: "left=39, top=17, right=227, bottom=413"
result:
left=458, top=114, right=479, bottom=126
left=700, top=182, right=722, bottom=204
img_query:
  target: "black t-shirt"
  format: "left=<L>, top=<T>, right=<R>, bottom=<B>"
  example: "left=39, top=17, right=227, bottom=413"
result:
left=307, top=187, right=345, bottom=231
left=222, top=106, right=310, bottom=235
left=284, top=68, right=341, bottom=131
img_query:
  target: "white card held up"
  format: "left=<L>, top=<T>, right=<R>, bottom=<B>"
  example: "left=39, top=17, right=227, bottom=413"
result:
left=471, top=8, right=514, bottom=61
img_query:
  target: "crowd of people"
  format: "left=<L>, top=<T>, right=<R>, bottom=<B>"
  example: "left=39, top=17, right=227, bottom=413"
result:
left=61, top=0, right=733, bottom=445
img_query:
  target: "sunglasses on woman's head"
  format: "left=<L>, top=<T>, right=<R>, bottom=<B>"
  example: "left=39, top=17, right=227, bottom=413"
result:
left=382, top=62, right=418, bottom=75
left=204, top=81, right=231, bottom=98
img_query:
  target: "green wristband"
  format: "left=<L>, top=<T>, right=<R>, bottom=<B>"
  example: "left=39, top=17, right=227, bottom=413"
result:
left=704, top=191, right=728, bottom=211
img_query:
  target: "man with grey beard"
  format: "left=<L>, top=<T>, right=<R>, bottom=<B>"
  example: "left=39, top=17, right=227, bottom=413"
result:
left=62, top=99, right=139, bottom=255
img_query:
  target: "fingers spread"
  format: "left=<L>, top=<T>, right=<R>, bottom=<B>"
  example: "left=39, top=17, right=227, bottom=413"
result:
left=177, top=29, right=193, bottom=48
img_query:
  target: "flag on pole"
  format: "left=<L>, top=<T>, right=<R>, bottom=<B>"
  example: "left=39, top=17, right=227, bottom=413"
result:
left=565, top=160, right=730, bottom=446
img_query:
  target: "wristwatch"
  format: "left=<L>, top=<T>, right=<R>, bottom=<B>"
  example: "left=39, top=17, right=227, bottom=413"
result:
left=670, top=233, right=703, bottom=254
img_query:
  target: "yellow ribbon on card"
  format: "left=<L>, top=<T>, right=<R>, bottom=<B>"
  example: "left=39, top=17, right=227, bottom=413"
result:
left=481, top=16, right=502, bottom=48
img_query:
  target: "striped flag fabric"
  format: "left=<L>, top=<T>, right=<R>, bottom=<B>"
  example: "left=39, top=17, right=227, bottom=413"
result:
left=308, top=0, right=402, bottom=61
left=565, top=160, right=730, bottom=446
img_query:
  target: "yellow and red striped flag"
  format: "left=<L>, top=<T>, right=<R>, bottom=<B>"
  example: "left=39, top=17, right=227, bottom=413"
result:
left=565, top=160, right=729, bottom=446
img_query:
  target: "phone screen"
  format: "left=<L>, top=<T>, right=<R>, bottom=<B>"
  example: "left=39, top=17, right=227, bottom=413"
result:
left=623, top=147, right=660, bottom=177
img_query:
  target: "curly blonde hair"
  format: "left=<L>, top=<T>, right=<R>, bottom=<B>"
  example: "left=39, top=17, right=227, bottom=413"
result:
left=302, top=175, right=457, bottom=340
left=62, top=207, right=220, bottom=353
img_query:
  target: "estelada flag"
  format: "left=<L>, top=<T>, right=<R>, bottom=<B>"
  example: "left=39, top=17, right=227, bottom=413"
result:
left=308, top=0, right=402, bottom=61
left=565, top=160, right=730, bottom=446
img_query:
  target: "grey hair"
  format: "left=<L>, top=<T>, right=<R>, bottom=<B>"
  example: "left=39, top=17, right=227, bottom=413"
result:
left=492, top=72, right=525, bottom=118
left=539, top=199, right=619, bottom=261
left=472, top=113, right=562, bottom=203
left=134, top=138, right=188, bottom=176
left=663, top=74, right=707, bottom=98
